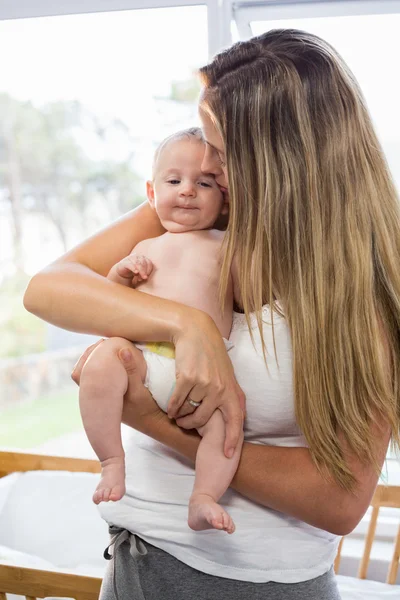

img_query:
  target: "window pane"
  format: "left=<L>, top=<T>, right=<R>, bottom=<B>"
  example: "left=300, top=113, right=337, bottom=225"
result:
left=0, top=6, right=207, bottom=457
left=251, top=13, right=400, bottom=191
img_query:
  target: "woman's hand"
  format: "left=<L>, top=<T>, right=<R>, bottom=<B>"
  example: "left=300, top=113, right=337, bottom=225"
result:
left=168, top=312, right=246, bottom=459
left=71, top=341, right=165, bottom=434
left=118, top=348, right=168, bottom=433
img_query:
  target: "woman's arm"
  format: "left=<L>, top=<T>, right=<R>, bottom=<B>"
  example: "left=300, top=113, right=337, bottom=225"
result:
left=23, top=203, right=178, bottom=339
left=131, top=404, right=390, bottom=536
left=23, top=201, right=216, bottom=345
left=24, top=202, right=245, bottom=456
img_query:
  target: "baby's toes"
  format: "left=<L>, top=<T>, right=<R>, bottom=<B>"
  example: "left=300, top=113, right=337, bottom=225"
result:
left=211, top=514, right=224, bottom=530
left=226, top=518, right=236, bottom=535
left=109, top=485, right=125, bottom=502
left=102, top=487, right=112, bottom=502
left=222, top=511, right=235, bottom=534
left=93, top=487, right=109, bottom=504
left=92, top=489, right=102, bottom=505
left=221, top=512, right=230, bottom=531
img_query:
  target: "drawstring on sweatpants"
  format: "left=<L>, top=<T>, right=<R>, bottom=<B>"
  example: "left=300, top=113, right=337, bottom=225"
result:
left=104, top=525, right=148, bottom=600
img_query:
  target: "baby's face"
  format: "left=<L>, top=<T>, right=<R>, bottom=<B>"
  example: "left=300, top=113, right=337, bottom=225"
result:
left=148, top=139, right=225, bottom=233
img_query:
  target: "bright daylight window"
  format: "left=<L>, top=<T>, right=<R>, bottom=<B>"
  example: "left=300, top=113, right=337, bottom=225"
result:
left=0, top=6, right=207, bottom=457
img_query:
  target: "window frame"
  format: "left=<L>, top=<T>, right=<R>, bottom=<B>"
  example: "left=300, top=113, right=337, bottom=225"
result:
left=233, top=0, right=400, bottom=39
left=0, top=0, right=202, bottom=19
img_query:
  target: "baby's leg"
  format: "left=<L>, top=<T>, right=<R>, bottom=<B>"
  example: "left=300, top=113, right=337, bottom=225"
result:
left=79, top=338, right=147, bottom=504
left=188, top=410, right=244, bottom=534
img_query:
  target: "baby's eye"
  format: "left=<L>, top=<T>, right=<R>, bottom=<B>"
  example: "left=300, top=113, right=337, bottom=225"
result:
left=199, top=181, right=212, bottom=188
left=168, top=179, right=180, bottom=184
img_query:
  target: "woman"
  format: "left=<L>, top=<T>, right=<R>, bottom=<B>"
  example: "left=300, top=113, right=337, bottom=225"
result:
left=24, top=29, right=400, bottom=599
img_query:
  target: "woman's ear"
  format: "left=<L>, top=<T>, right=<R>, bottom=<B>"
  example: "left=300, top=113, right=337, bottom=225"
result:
left=146, top=181, right=155, bottom=208
left=214, top=212, right=229, bottom=231
left=221, top=198, right=229, bottom=216
left=214, top=197, right=230, bottom=230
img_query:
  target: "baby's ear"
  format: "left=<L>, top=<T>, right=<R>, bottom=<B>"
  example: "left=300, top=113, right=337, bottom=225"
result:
left=146, top=181, right=155, bottom=208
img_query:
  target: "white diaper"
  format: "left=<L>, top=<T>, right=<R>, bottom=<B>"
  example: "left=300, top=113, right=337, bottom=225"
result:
left=135, top=339, right=233, bottom=413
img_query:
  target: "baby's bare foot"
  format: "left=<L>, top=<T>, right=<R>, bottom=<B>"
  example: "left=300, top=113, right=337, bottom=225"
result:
left=188, top=494, right=235, bottom=534
left=93, top=456, right=125, bottom=504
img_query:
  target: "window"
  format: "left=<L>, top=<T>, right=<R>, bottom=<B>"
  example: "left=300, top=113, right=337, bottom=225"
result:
left=0, top=5, right=208, bottom=456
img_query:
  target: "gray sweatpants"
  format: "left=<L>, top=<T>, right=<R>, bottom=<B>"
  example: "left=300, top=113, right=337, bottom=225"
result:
left=100, top=526, right=342, bottom=600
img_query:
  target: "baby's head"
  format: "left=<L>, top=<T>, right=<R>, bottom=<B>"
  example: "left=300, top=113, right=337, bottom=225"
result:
left=147, top=127, right=227, bottom=233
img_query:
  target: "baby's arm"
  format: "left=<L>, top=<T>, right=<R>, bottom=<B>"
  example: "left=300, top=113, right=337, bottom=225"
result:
left=107, top=253, right=154, bottom=287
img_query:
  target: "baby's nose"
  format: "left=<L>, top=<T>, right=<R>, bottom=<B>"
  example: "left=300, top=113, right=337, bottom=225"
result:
left=180, top=183, right=196, bottom=196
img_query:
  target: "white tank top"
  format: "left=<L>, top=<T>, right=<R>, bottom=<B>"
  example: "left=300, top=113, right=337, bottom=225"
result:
left=99, top=306, right=340, bottom=583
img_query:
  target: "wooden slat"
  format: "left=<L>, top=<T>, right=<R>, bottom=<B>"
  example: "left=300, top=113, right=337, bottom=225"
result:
left=371, top=485, right=400, bottom=508
left=334, top=484, right=400, bottom=583
left=0, top=451, right=100, bottom=478
left=387, top=523, right=400, bottom=584
left=25, top=596, right=36, bottom=600
left=333, top=537, right=344, bottom=573
left=0, top=564, right=101, bottom=600
left=358, top=505, right=380, bottom=579
left=0, top=592, right=7, bottom=600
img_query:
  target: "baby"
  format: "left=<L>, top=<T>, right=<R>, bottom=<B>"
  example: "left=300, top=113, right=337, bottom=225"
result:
left=79, top=127, right=243, bottom=535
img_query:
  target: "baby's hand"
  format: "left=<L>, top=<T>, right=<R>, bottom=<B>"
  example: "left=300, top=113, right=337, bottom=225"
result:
left=108, top=254, right=154, bottom=287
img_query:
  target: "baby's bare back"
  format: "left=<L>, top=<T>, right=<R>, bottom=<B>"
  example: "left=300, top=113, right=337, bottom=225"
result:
left=133, top=230, right=233, bottom=338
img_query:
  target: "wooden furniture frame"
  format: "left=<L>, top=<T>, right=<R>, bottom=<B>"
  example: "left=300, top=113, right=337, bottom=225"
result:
left=0, top=451, right=102, bottom=600
left=0, top=451, right=399, bottom=597
left=334, top=484, right=400, bottom=584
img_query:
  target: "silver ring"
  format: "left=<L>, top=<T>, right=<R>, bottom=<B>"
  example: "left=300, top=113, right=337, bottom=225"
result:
left=187, top=398, right=202, bottom=408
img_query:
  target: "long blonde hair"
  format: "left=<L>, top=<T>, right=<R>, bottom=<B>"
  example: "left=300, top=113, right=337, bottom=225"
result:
left=199, top=29, right=400, bottom=491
